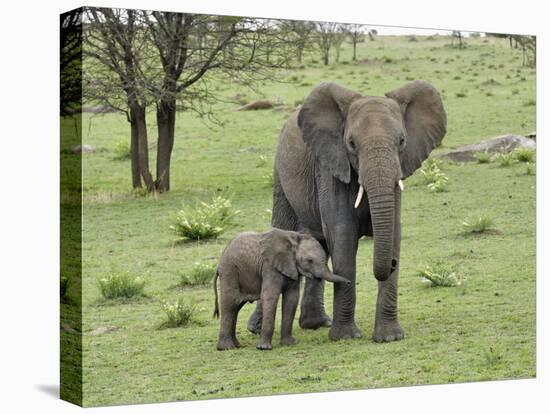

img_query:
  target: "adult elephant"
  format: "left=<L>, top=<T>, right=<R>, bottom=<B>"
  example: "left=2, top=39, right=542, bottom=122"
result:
left=248, top=80, right=447, bottom=341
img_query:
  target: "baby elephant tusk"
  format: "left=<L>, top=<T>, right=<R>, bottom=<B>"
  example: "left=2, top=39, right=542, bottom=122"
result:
left=354, top=185, right=365, bottom=209
left=398, top=180, right=404, bottom=191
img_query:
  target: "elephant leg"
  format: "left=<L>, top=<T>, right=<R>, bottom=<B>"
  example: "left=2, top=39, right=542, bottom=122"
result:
left=373, top=191, right=404, bottom=342
left=217, top=297, right=240, bottom=350
left=247, top=301, right=262, bottom=335
left=257, top=291, right=279, bottom=350
left=328, top=234, right=362, bottom=340
left=280, top=283, right=300, bottom=345
left=299, top=278, right=332, bottom=329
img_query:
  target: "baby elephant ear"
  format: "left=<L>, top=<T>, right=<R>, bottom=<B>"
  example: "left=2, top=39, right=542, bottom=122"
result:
left=260, top=229, right=299, bottom=280
left=386, top=80, right=447, bottom=179
left=298, top=82, right=361, bottom=183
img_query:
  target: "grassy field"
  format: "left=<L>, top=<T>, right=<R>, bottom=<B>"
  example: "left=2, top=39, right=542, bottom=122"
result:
left=61, top=34, right=536, bottom=407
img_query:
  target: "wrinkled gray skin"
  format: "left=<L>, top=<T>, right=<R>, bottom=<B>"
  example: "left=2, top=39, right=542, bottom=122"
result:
left=213, top=228, right=349, bottom=351
left=248, top=80, right=446, bottom=342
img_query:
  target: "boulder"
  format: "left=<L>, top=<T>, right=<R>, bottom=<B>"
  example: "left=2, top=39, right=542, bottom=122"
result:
left=440, top=134, right=535, bottom=162
left=235, top=99, right=274, bottom=111
left=72, top=144, right=95, bottom=154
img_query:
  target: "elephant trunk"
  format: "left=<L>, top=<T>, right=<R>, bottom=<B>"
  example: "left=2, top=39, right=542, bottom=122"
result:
left=360, top=148, right=399, bottom=282
left=317, top=270, right=350, bottom=284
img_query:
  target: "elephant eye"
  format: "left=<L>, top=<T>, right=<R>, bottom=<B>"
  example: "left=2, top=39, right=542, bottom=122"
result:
left=399, top=134, right=406, bottom=149
left=348, top=137, right=356, bottom=152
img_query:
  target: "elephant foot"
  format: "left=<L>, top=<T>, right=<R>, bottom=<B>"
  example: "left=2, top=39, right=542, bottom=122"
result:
left=372, top=321, right=404, bottom=343
left=280, top=336, right=297, bottom=346
left=256, top=340, right=273, bottom=350
left=328, top=322, right=363, bottom=341
left=217, top=337, right=240, bottom=351
left=299, top=312, right=332, bottom=330
left=247, top=311, right=262, bottom=335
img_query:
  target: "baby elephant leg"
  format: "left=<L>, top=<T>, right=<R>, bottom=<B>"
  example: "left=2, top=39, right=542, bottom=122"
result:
left=280, top=283, right=300, bottom=345
left=256, top=291, right=280, bottom=350
left=217, top=295, right=241, bottom=351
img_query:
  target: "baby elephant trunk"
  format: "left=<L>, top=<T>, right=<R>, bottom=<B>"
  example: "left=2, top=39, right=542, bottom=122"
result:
left=318, top=270, right=350, bottom=284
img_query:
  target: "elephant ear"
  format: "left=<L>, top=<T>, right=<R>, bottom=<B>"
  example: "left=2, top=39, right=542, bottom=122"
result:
left=298, top=82, right=361, bottom=183
left=385, top=80, right=447, bottom=179
left=260, top=228, right=300, bottom=280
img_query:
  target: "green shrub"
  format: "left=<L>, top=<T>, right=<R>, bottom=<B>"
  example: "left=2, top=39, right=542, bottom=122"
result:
left=455, top=91, right=467, bottom=98
left=461, top=212, right=495, bottom=234
left=418, top=263, right=463, bottom=287
left=420, top=159, right=449, bottom=192
left=180, top=262, right=216, bottom=286
left=513, top=148, right=535, bottom=163
left=493, top=151, right=515, bottom=167
left=98, top=272, right=146, bottom=299
left=524, top=162, right=535, bottom=176
left=113, top=140, right=131, bottom=160
left=170, top=196, right=240, bottom=242
left=524, top=99, right=535, bottom=106
left=256, top=154, right=267, bottom=168
left=161, top=299, right=197, bottom=328
left=263, top=170, right=274, bottom=188
left=473, top=150, right=492, bottom=164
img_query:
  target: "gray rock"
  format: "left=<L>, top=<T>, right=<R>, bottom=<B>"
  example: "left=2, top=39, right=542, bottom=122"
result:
left=235, top=99, right=274, bottom=111
left=440, top=134, right=535, bottom=162
left=72, top=144, right=94, bottom=154
left=87, top=326, right=118, bottom=335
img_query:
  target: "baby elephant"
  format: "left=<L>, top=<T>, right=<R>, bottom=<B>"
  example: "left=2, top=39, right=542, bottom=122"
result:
left=213, top=228, right=349, bottom=351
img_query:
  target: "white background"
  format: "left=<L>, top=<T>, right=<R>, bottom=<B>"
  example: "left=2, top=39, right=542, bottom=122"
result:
left=0, top=0, right=547, bottom=412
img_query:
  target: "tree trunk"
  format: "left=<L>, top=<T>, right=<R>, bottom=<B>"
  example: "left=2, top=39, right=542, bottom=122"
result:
left=155, top=98, right=176, bottom=192
left=129, top=114, right=142, bottom=188
left=323, top=48, right=329, bottom=65
left=130, top=103, right=154, bottom=191
left=352, top=41, right=357, bottom=61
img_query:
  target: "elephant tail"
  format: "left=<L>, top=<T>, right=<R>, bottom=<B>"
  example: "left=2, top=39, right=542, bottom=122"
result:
left=213, top=268, right=220, bottom=319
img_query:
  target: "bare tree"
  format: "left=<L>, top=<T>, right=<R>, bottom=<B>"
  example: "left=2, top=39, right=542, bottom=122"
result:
left=60, top=9, right=83, bottom=115
left=83, top=9, right=296, bottom=192
left=84, top=8, right=154, bottom=190
left=315, top=22, right=340, bottom=65
left=333, top=24, right=348, bottom=63
left=452, top=31, right=464, bottom=49
left=512, top=35, right=536, bottom=66
left=345, top=24, right=366, bottom=61
left=280, top=20, right=316, bottom=64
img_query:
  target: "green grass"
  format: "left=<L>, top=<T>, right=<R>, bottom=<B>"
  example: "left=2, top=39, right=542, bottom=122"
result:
left=97, top=272, right=146, bottom=299
left=64, top=34, right=535, bottom=406
left=418, top=262, right=464, bottom=287
left=461, top=212, right=496, bottom=234
left=160, top=298, right=198, bottom=328
left=179, top=262, right=216, bottom=286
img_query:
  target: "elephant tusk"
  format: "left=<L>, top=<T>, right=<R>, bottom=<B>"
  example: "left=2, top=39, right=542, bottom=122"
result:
left=398, top=180, right=404, bottom=191
left=354, top=185, right=365, bottom=208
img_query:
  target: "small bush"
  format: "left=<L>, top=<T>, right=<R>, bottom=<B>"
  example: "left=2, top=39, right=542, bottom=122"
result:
left=461, top=212, right=495, bottom=234
left=180, top=262, right=216, bottom=286
left=418, top=263, right=463, bottom=287
left=455, top=91, right=467, bottom=98
left=170, top=196, right=240, bottom=242
left=263, top=170, right=274, bottom=188
left=256, top=154, right=267, bottom=168
left=98, top=272, right=146, bottom=299
left=474, top=150, right=492, bottom=164
left=513, top=148, right=535, bottom=163
left=493, top=151, right=515, bottom=167
left=161, top=299, right=197, bottom=328
left=524, top=99, right=535, bottom=106
left=420, top=159, right=449, bottom=192
left=113, top=140, right=131, bottom=160
left=524, top=162, right=535, bottom=176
